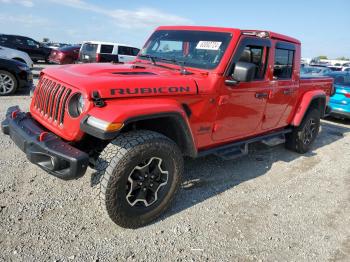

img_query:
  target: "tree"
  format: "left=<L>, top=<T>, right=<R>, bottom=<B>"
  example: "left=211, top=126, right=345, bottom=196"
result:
left=336, top=56, right=349, bottom=61
left=318, top=55, right=328, bottom=60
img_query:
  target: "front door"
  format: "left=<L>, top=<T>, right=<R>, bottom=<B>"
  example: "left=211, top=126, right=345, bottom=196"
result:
left=212, top=37, right=272, bottom=141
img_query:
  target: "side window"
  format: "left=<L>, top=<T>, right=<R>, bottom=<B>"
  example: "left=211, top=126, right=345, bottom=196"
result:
left=100, top=45, right=113, bottom=54
left=100, top=45, right=114, bottom=54
left=132, top=48, right=140, bottom=56
left=26, top=39, right=38, bottom=47
left=237, top=45, right=268, bottom=80
left=119, top=46, right=136, bottom=56
left=14, top=37, right=24, bottom=46
left=273, top=48, right=294, bottom=79
left=0, top=35, right=9, bottom=46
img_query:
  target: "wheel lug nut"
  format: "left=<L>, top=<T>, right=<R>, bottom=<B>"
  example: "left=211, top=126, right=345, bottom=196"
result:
left=150, top=183, right=153, bottom=187
left=143, top=188, right=147, bottom=191
left=139, top=182, right=142, bottom=186
left=145, top=174, right=148, bottom=178
left=151, top=175, right=154, bottom=179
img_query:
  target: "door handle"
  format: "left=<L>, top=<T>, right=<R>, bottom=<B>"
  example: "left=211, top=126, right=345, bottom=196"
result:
left=255, top=93, right=269, bottom=99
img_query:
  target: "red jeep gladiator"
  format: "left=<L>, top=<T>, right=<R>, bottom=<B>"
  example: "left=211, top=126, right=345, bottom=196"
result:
left=2, top=26, right=333, bottom=228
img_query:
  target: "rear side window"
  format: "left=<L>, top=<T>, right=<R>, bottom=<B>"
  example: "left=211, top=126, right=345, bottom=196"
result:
left=118, top=46, right=138, bottom=56
left=100, top=44, right=114, bottom=54
left=26, top=39, right=37, bottom=47
left=273, top=48, right=294, bottom=79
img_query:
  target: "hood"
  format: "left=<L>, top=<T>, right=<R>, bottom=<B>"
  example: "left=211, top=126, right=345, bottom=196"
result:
left=42, top=63, right=198, bottom=99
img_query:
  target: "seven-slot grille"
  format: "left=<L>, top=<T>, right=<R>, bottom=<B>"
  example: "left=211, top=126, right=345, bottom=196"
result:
left=33, top=77, right=72, bottom=125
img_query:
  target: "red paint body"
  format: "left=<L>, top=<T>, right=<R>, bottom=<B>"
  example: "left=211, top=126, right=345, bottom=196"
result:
left=30, top=26, right=333, bottom=154
left=48, top=45, right=80, bottom=65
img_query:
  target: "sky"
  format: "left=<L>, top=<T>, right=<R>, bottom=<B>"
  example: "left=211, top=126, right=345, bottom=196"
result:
left=0, top=0, right=349, bottom=59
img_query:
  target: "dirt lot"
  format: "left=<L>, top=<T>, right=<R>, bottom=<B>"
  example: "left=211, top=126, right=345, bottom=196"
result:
left=0, top=64, right=349, bottom=261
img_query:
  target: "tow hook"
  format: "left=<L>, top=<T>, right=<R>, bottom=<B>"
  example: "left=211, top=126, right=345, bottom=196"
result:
left=92, top=91, right=105, bottom=107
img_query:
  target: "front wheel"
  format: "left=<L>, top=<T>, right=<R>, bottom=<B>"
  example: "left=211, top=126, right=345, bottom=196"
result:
left=0, top=70, right=18, bottom=95
left=94, top=130, right=183, bottom=228
left=285, top=108, right=321, bottom=153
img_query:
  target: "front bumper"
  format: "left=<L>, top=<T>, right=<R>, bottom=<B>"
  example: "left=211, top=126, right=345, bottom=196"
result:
left=1, top=106, right=89, bottom=180
left=18, top=70, right=33, bottom=89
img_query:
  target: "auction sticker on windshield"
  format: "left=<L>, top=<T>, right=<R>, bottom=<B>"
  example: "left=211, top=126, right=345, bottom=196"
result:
left=196, top=41, right=222, bottom=50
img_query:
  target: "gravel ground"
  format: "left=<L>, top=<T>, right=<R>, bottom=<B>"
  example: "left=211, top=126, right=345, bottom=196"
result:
left=0, top=64, right=350, bottom=261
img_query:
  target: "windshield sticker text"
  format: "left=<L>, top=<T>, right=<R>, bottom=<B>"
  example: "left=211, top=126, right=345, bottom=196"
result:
left=196, top=41, right=222, bottom=50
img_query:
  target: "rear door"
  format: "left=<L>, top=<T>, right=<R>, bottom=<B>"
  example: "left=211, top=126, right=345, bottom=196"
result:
left=23, top=38, right=43, bottom=60
left=212, top=37, right=272, bottom=141
left=261, top=42, right=298, bottom=129
left=118, top=46, right=139, bottom=62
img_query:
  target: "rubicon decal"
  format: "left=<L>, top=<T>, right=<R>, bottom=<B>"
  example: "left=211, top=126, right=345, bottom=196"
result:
left=111, top=86, right=191, bottom=96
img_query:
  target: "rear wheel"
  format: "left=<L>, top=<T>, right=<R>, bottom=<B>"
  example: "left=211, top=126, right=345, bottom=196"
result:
left=94, top=130, right=183, bottom=228
left=286, top=108, right=321, bottom=153
left=0, top=70, right=17, bottom=95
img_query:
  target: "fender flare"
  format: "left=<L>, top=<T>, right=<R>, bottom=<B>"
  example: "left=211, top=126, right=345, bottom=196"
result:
left=124, top=112, right=197, bottom=157
left=80, top=99, right=197, bottom=157
left=291, top=90, right=327, bottom=126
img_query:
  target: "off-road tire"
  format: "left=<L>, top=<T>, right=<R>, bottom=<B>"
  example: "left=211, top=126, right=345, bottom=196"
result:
left=94, top=130, right=183, bottom=228
left=285, top=108, right=321, bottom=153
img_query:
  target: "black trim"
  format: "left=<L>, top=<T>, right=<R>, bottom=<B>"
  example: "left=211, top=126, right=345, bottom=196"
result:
left=198, top=128, right=292, bottom=157
left=125, top=112, right=197, bottom=157
left=226, top=36, right=272, bottom=77
left=182, top=104, right=192, bottom=117
left=112, top=72, right=155, bottom=75
left=276, top=41, right=296, bottom=51
left=1, top=106, right=89, bottom=180
left=80, top=112, right=197, bottom=157
left=80, top=115, right=120, bottom=140
left=311, top=94, right=327, bottom=118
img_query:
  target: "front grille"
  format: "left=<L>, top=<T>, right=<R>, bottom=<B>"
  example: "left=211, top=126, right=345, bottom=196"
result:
left=33, top=77, right=72, bottom=125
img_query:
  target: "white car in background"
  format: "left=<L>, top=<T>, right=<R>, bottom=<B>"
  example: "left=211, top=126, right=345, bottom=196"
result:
left=0, top=46, right=33, bottom=68
left=78, top=41, right=140, bottom=63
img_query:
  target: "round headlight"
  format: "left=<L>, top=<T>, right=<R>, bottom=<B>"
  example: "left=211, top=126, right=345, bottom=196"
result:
left=68, top=93, right=85, bottom=118
left=77, top=94, right=85, bottom=114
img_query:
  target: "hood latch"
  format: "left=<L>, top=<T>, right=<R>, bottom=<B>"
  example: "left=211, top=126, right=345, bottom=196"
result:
left=92, top=91, right=105, bottom=107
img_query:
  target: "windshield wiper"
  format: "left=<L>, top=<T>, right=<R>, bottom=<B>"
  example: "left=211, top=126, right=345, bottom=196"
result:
left=138, top=55, right=192, bottom=75
left=157, top=57, right=192, bottom=75
left=138, top=54, right=157, bottom=65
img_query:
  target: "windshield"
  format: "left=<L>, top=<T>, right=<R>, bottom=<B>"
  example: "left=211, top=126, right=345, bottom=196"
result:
left=81, top=43, right=98, bottom=55
left=139, top=30, right=232, bottom=70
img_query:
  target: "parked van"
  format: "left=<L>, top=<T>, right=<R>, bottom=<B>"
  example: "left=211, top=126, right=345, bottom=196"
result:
left=79, top=41, right=140, bottom=63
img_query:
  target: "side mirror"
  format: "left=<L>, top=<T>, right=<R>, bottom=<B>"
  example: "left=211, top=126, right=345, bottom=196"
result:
left=232, top=61, right=256, bottom=82
left=224, top=61, right=257, bottom=86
